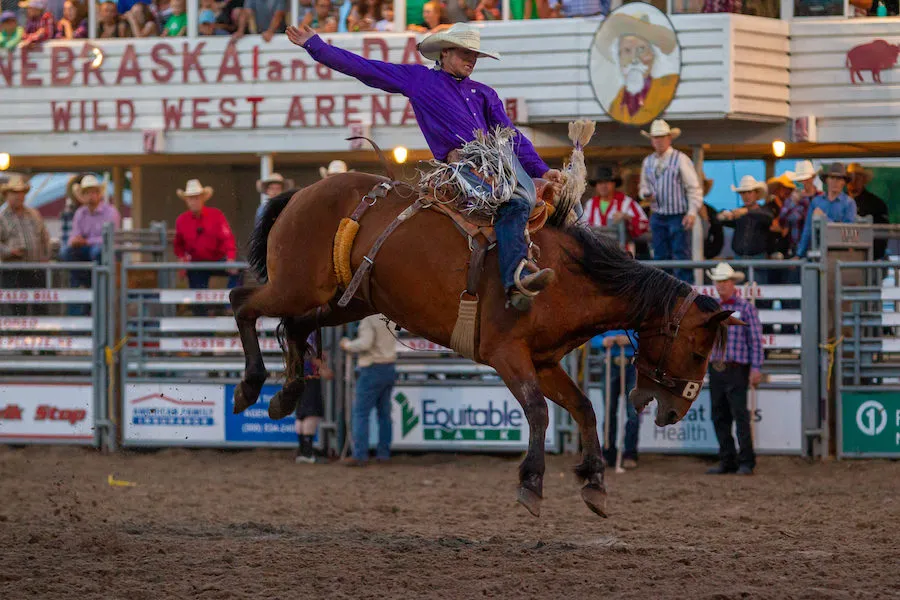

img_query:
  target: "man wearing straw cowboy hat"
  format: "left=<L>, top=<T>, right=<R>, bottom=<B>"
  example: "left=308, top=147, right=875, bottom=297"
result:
left=287, top=21, right=562, bottom=310
left=319, top=160, right=349, bottom=180
left=706, top=262, right=762, bottom=476
left=255, top=172, right=294, bottom=224
left=61, top=173, right=120, bottom=287
left=718, top=175, right=774, bottom=271
left=846, top=162, right=889, bottom=260
left=174, top=179, right=239, bottom=292
left=796, top=163, right=857, bottom=258
left=594, top=11, right=680, bottom=126
left=0, top=175, right=51, bottom=316
left=639, top=118, right=703, bottom=282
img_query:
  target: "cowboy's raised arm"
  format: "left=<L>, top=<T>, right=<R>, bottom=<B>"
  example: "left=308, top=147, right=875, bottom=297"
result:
left=287, top=25, right=423, bottom=96
left=484, top=88, right=550, bottom=179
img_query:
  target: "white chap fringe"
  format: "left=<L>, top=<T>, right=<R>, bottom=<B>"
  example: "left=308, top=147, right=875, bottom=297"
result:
left=550, top=120, right=596, bottom=227
left=450, top=298, right=479, bottom=361
left=419, top=126, right=518, bottom=219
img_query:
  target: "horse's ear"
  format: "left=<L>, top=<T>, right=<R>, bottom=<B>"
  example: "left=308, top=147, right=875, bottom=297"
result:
left=705, top=310, right=744, bottom=328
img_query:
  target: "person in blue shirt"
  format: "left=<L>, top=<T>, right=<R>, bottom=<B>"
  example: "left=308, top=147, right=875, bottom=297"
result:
left=796, top=163, right=857, bottom=258
left=594, top=329, right=640, bottom=468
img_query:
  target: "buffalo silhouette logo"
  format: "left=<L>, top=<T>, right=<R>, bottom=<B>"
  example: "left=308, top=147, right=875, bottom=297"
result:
left=846, top=39, right=900, bottom=84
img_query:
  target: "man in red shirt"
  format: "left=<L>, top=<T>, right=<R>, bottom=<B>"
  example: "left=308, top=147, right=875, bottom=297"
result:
left=581, top=165, right=649, bottom=255
left=173, top=179, right=240, bottom=291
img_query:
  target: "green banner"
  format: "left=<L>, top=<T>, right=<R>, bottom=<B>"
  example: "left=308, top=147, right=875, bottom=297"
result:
left=841, top=392, right=900, bottom=457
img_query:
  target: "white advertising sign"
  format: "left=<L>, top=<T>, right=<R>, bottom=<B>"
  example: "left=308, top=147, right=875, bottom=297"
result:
left=0, top=384, right=94, bottom=443
left=0, top=289, right=92, bottom=303
left=589, top=388, right=802, bottom=454
left=390, top=386, right=557, bottom=451
left=124, top=383, right=225, bottom=444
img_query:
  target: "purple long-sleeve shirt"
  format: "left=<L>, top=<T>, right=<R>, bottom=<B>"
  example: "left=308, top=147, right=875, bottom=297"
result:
left=302, top=35, right=550, bottom=179
left=71, top=202, right=121, bottom=247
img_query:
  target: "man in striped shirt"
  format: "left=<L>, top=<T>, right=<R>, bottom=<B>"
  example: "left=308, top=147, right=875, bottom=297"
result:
left=706, top=263, right=763, bottom=476
left=638, top=119, right=703, bottom=282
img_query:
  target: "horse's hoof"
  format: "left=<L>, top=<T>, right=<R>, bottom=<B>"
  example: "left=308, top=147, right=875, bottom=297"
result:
left=233, top=379, right=264, bottom=414
left=268, top=389, right=298, bottom=420
left=517, top=486, right=542, bottom=518
left=581, top=484, right=608, bottom=518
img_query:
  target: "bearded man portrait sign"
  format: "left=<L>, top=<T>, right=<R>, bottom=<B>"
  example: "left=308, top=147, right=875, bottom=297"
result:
left=589, top=3, right=681, bottom=127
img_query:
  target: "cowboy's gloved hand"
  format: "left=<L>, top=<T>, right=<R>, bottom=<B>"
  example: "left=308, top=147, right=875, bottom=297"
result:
left=286, top=25, right=315, bottom=46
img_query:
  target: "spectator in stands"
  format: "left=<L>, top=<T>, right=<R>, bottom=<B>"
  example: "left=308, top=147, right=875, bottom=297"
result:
left=639, top=119, right=702, bottom=282
left=702, top=0, right=741, bottom=12
left=199, top=5, right=217, bottom=34
left=599, top=330, right=640, bottom=469
left=0, top=176, right=51, bottom=316
left=779, top=161, right=814, bottom=258
left=243, top=0, right=286, bottom=41
left=700, top=178, right=725, bottom=259
left=375, top=0, right=393, bottom=30
left=473, top=0, right=500, bottom=19
left=407, top=0, right=450, bottom=32
left=706, top=262, right=762, bottom=476
left=510, top=0, right=539, bottom=19
left=446, top=0, right=476, bottom=23
left=319, top=159, right=348, bottom=178
left=97, top=0, right=128, bottom=37
left=549, top=0, right=606, bottom=17
left=214, top=0, right=244, bottom=36
left=161, top=0, right=186, bottom=35
left=0, top=11, right=23, bottom=49
left=19, top=0, right=55, bottom=48
left=301, top=0, right=336, bottom=32
left=766, top=172, right=795, bottom=260
left=718, top=175, right=773, bottom=279
left=797, top=163, right=858, bottom=258
left=295, top=332, right=333, bottom=464
left=54, top=0, right=87, bottom=38
left=59, top=175, right=85, bottom=250
left=582, top=165, right=649, bottom=256
left=847, top=163, right=889, bottom=260
left=124, top=2, right=159, bottom=36
left=346, top=0, right=372, bottom=31
left=173, top=179, right=240, bottom=290
left=340, top=314, right=397, bottom=466
left=255, top=172, right=292, bottom=223
left=154, top=0, right=173, bottom=21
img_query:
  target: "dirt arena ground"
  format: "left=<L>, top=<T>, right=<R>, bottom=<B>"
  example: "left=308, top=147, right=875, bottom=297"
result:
left=1, top=448, right=898, bottom=600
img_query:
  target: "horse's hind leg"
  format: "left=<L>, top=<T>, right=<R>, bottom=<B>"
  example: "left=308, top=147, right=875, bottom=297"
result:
left=537, top=363, right=607, bottom=518
left=491, top=348, right=549, bottom=518
left=231, top=285, right=269, bottom=413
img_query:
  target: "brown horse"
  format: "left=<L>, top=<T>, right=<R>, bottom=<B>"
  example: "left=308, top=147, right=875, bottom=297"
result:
left=230, top=172, right=737, bottom=517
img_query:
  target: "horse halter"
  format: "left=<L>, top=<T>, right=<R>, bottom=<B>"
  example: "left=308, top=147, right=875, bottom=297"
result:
left=634, top=289, right=704, bottom=401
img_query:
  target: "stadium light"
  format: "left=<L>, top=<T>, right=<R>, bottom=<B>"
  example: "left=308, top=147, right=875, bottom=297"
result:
left=0, top=153, right=9, bottom=171
left=772, top=140, right=786, bottom=158
left=393, top=146, right=408, bottom=164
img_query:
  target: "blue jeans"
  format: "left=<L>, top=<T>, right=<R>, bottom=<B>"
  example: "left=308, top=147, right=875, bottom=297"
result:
left=650, top=212, right=691, bottom=282
left=60, top=244, right=102, bottom=315
left=462, top=154, right=537, bottom=290
left=351, top=363, right=396, bottom=461
left=604, top=361, right=639, bottom=464
left=186, top=268, right=241, bottom=290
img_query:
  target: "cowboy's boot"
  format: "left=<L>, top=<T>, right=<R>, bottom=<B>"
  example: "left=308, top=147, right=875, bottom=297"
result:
left=508, top=264, right=556, bottom=311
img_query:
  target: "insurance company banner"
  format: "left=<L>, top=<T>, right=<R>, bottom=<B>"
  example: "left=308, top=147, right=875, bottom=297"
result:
left=124, top=383, right=225, bottom=444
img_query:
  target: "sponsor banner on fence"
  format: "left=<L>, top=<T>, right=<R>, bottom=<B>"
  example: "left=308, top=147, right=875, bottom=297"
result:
left=0, top=289, right=93, bottom=303
left=124, top=384, right=225, bottom=444
left=589, top=388, right=802, bottom=454
left=0, top=384, right=94, bottom=443
left=391, top=386, right=557, bottom=451
left=224, top=384, right=297, bottom=445
left=841, top=392, right=900, bottom=457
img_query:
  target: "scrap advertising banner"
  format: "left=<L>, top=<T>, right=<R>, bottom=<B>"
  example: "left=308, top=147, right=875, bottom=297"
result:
left=0, top=384, right=94, bottom=444
left=589, top=388, right=802, bottom=454
left=224, top=384, right=297, bottom=446
left=124, top=384, right=225, bottom=444
left=390, top=386, right=558, bottom=452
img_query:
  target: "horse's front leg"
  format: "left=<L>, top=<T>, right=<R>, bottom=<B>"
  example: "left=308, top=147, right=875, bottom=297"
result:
left=537, top=363, right=607, bottom=518
left=492, top=350, right=549, bottom=518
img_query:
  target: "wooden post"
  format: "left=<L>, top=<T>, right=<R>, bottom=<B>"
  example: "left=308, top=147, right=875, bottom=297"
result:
left=130, top=166, right=143, bottom=229
left=692, top=145, right=705, bottom=284
left=111, top=166, right=125, bottom=215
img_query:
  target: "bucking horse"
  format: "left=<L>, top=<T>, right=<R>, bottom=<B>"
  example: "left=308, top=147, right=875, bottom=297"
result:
left=228, top=133, right=738, bottom=518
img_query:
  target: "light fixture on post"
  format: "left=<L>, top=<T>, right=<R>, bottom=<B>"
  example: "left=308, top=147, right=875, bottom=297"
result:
left=772, top=140, right=786, bottom=158
left=393, top=146, right=408, bottom=164
left=0, top=153, right=9, bottom=171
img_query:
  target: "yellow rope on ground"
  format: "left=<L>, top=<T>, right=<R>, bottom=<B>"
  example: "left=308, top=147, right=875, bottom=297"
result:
left=333, top=218, right=359, bottom=287
left=819, top=336, right=844, bottom=393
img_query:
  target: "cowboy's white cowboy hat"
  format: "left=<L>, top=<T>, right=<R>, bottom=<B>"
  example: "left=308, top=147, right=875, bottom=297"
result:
left=706, top=262, right=745, bottom=283
left=730, top=175, right=767, bottom=193
left=177, top=178, right=214, bottom=200
left=256, top=172, right=294, bottom=194
left=790, top=160, right=817, bottom=182
left=319, top=160, right=349, bottom=179
left=417, top=23, right=501, bottom=63
left=641, top=119, right=681, bottom=139
left=595, top=10, right=678, bottom=62
left=72, top=174, right=106, bottom=197
left=0, top=175, right=30, bottom=195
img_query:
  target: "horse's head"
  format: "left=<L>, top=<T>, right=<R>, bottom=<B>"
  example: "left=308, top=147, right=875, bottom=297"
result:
left=630, top=290, right=743, bottom=427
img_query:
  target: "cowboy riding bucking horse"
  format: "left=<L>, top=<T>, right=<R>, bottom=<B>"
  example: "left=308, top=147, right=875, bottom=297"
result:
left=287, top=22, right=560, bottom=310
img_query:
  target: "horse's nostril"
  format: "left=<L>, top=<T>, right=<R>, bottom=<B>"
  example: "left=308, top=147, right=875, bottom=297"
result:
left=666, top=409, right=679, bottom=425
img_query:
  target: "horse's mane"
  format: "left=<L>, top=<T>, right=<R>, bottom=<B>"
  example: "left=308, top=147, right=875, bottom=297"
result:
left=564, top=225, right=723, bottom=333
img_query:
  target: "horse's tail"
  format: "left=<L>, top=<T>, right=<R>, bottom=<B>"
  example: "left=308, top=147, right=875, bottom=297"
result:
left=347, top=136, right=397, bottom=180
left=248, top=188, right=298, bottom=282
